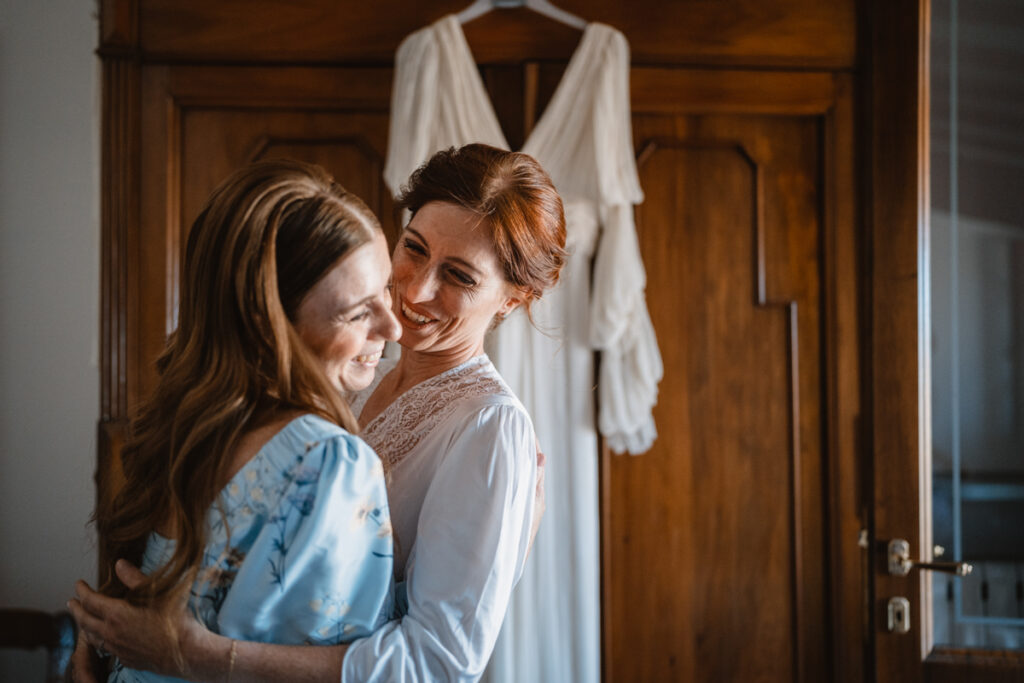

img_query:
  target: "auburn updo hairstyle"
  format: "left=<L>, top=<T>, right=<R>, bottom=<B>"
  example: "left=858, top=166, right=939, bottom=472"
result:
left=396, top=143, right=568, bottom=321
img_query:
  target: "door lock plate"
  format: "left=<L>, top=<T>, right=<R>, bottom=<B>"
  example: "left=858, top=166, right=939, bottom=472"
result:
left=887, top=597, right=911, bottom=634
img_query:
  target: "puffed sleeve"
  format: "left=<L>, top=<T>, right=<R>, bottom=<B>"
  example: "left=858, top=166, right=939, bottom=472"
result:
left=341, top=402, right=537, bottom=683
left=587, top=29, right=663, bottom=455
left=590, top=203, right=664, bottom=455
left=213, top=435, right=394, bottom=644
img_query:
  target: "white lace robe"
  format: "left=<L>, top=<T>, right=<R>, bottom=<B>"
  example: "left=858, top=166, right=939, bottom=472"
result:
left=341, top=356, right=538, bottom=682
left=384, top=15, right=663, bottom=683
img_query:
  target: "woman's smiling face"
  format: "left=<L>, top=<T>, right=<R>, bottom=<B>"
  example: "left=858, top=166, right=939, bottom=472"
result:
left=391, top=201, right=522, bottom=358
left=293, top=231, right=401, bottom=392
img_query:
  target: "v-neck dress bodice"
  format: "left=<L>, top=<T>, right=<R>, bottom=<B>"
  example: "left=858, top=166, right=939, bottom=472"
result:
left=383, top=17, right=663, bottom=683
left=386, top=16, right=643, bottom=205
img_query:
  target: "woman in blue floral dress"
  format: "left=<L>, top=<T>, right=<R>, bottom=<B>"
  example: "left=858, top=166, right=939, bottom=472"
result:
left=68, top=159, right=403, bottom=681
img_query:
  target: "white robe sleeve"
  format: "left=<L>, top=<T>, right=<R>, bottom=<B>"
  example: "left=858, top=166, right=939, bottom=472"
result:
left=341, top=402, right=537, bottom=682
left=586, top=29, right=663, bottom=455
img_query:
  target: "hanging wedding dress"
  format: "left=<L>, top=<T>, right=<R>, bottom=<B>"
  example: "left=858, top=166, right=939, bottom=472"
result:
left=384, top=15, right=662, bottom=682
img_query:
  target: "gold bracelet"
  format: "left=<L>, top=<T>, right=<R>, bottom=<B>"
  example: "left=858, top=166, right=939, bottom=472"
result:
left=227, top=639, right=237, bottom=683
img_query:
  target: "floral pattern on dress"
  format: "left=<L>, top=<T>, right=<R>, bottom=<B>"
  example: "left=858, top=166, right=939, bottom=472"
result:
left=109, top=415, right=395, bottom=683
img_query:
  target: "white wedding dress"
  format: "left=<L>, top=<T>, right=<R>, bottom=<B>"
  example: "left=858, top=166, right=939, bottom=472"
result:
left=385, top=16, right=663, bottom=682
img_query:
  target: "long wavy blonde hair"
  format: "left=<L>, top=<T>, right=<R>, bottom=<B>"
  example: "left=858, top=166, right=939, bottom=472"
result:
left=96, top=159, right=380, bottom=605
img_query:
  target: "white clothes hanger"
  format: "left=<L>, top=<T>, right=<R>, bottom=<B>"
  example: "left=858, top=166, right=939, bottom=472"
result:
left=456, top=0, right=588, bottom=31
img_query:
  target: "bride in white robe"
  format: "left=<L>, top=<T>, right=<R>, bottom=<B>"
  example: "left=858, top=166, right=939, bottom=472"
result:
left=386, top=15, right=663, bottom=683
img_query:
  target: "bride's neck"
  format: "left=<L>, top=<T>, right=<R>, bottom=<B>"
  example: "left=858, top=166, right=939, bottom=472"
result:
left=388, top=345, right=483, bottom=396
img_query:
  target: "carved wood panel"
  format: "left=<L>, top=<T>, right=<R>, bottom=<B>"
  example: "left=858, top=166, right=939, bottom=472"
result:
left=601, top=69, right=860, bottom=683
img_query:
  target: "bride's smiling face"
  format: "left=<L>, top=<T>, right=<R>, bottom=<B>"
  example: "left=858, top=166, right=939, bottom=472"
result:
left=390, top=201, right=522, bottom=357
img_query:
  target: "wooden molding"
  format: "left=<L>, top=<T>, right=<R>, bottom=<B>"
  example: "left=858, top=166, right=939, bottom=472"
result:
left=631, top=68, right=838, bottom=116
left=96, top=418, right=129, bottom=584
left=98, top=0, right=139, bottom=56
left=122, top=0, right=855, bottom=68
left=867, top=0, right=931, bottom=679
left=100, top=57, right=141, bottom=421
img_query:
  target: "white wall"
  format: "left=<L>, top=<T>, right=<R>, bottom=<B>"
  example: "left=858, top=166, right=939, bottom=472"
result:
left=0, top=0, right=99, bottom=678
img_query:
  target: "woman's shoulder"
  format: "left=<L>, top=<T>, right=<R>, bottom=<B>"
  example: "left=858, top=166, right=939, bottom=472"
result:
left=449, top=356, right=526, bottom=414
left=215, top=414, right=385, bottom=537
left=435, top=357, right=533, bottom=440
left=257, top=414, right=380, bottom=476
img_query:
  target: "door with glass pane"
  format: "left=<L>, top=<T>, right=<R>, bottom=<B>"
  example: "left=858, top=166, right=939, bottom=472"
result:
left=929, top=0, right=1024, bottom=662
left=871, top=0, right=1024, bottom=679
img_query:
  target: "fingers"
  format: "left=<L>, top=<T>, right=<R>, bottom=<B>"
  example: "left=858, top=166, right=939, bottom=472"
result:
left=74, top=579, right=130, bottom=622
left=73, top=579, right=103, bottom=614
left=115, top=558, right=146, bottom=590
left=67, top=598, right=108, bottom=649
left=70, top=637, right=101, bottom=683
left=536, top=449, right=546, bottom=468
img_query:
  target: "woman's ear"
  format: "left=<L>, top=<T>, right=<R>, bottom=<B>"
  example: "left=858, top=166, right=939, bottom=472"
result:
left=498, top=297, right=522, bottom=318
left=499, top=286, right=531, bottom=318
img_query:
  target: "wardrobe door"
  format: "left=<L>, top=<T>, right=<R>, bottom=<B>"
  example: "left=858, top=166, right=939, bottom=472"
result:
left=601, top=69, right=862, bottom=683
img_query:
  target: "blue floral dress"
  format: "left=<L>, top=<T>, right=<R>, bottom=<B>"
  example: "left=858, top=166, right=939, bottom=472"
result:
left=110, top=414, right=394, bottom=682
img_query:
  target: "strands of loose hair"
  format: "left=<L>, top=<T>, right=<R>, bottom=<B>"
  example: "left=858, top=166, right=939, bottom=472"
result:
left=94, top=160, right=378, bottom=609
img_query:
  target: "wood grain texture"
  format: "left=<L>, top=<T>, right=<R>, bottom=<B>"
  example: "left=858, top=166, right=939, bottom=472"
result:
left=603, top=86, right=839, bottom=679
left=867, top=0, right=931, bottom=680
left=99, top=0, right=138, bottom=53
left=100, top=57, right=140, bottom=420
left=823, top=73, right=868, bottom=683
left=104, top=0, right=856, bottom=68
left=925, top=649, right=1024, bottom=682
left=95, top=418, right=128, bottom=586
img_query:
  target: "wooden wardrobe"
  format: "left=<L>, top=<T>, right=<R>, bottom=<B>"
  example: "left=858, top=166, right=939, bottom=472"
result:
left=96, top=1, right=927, bottom=681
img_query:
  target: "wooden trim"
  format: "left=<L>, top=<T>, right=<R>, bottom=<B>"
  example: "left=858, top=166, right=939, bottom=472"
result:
left=100, top=57, right=141, bottom=421
left=99, top=0, right=139, bottom=55
left=113, top=0, right=856, bottom=68
left=95, top=418, right=129, bottom=584
left=868, top=0, right=930, bottom=680
left=163, top=65, right=393, bottom=110
left=99, top=52, right=142, bottom=582
left=631, top=68, right=839, bottom=116
left=823, top=73, right=868, bottom=683
left=925, top=649, right=1024, bottom=683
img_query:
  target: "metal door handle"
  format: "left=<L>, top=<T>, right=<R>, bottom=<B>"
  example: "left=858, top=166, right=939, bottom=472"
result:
left=888, top=539, right=973, bottom=576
